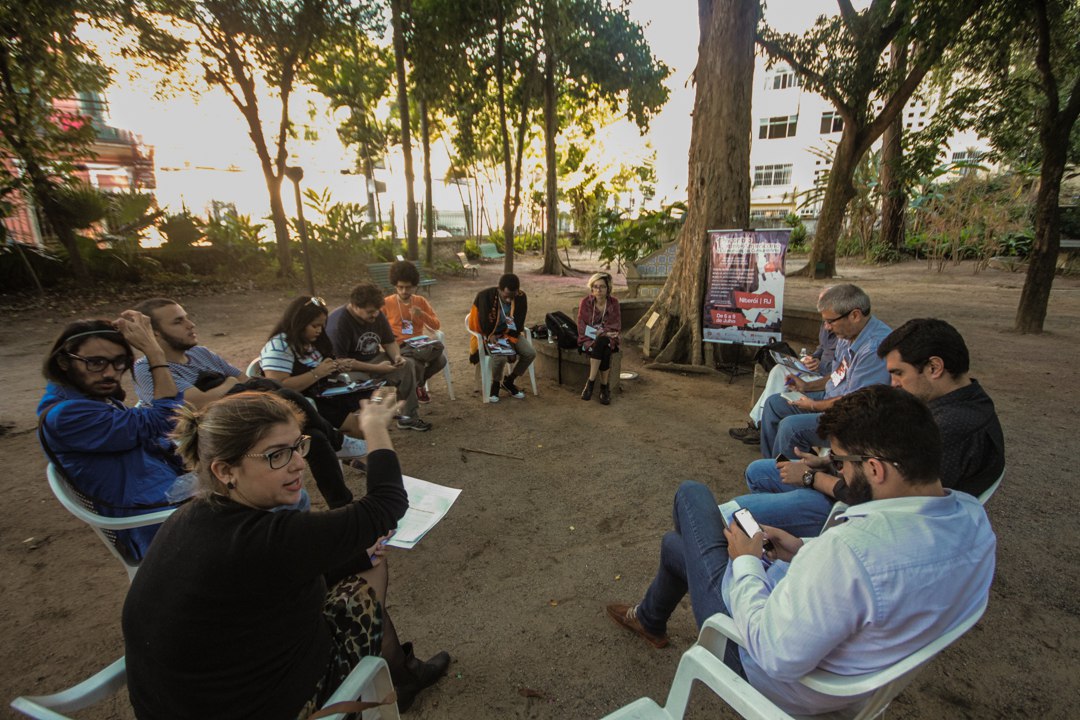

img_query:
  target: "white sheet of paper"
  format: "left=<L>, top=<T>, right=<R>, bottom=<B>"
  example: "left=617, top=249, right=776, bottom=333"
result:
left=385, top=475, right=462, bottom=549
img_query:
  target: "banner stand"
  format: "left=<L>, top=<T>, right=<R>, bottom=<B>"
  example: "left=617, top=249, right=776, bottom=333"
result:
left=713, top=341, right=755, bottom=384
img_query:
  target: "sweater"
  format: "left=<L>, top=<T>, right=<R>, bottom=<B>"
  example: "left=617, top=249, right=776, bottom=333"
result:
left=382, top=293, right=441, bottom=343
left=122, top=449, right=408, bottom=720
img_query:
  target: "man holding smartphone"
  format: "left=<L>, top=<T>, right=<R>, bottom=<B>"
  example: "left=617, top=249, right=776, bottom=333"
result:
left=607, top=386, right=996, bottom=715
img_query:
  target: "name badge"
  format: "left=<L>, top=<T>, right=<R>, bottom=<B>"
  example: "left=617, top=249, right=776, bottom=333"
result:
left=830, top=358, right=849, bottom=386
left=585, top=324, right=599, bottom=339
left=505, top=317, right=516, bottom=331
left=401, top=320, right=413, bottom=335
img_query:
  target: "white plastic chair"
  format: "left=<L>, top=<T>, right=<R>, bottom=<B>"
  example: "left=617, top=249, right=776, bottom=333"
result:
left=11, top=655, right=400, bottom=720
left=424, top=329, right=456, bottom=400
left=464, top=313, right=538, bottom=403
left=600, top=599, right=989, bottom=720
left=46, top=463, right=176, bottom=583
left=976, top=468, right=1004, bottom=504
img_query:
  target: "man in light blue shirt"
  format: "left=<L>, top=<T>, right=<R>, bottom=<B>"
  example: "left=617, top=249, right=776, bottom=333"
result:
left=607, top=386, right=996, bottom=716
left=758, top=283, right=892, bottom=458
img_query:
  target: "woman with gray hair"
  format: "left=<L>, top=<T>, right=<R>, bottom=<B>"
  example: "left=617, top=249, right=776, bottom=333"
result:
left=122, top=391, right=449, bottom=718
left=577, top=272, right=622, bottom=404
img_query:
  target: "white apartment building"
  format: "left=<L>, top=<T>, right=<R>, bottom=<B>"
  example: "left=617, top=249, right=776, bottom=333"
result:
left=748, top=56, right=992, bottom=227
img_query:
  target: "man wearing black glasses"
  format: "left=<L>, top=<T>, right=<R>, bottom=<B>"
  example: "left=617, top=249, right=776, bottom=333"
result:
left=607, top=386, right=995, bottom=716
left=757, top=284, right=891, bottom=459
left=37, top=312, right=188, bottom=560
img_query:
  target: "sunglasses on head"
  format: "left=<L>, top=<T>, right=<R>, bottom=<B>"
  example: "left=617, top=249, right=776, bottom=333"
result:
left=306, top=297, right=327, bottom=308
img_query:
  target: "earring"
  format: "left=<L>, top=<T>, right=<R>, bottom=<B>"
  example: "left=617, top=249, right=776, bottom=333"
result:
left=226, top=481, right=236, bottom=490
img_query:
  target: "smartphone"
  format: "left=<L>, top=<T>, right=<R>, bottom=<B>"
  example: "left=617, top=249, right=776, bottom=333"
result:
left=774, top=452, right=789, bottom=463
left=733, top=508, right=775, bottom=552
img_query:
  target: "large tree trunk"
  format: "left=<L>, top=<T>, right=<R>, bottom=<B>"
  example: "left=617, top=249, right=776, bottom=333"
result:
left=264, top=172, right=292, bottom=273
left=493, top=6, right=515, bottom=273
left=627, top=0, right=758, bottom=365
left=800, top=130, right=860, bottom=278
left=879, top=41, right=907, bottom=250
left=1016, top=123, right=1068, bottom=333
left=420, top=97, right=434, bottom=266
left=541, top=48, right=563, bottom=275
left=391, top=0, right=418, bottom=260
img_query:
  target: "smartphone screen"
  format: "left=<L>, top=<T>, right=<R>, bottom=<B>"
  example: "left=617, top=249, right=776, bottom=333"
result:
left=733, top=508, right=775, bottom=552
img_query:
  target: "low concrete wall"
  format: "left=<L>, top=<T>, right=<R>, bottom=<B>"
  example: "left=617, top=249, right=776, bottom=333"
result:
left=534, top=339, right=621, bottom=391
left=781, top=307, right=820, bottom=346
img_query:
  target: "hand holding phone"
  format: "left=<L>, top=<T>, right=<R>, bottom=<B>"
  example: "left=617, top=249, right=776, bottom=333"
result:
left=733, top=508, right=775, bottom=552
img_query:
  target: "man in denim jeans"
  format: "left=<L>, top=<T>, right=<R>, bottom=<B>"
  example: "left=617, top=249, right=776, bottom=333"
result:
left=606, top=386, right=996, bottom=716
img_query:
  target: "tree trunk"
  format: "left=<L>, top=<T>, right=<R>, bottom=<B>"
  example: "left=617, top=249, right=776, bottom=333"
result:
left=391, top=0, right=418, bottom=260
left=879, top=41, right=907, bottom=250
left=24, top=161, right=89, bottom=280
left=420, top=97, right=434, bottom=266
left=494, top=6, right=515, bottom=273
left=801, top=130, right=860, bottom=278
left=627, top=0, right=757, bottom=365
left=541, top=47, right=564, bottom=275
left=1015, top=123, right=1068, bottom=333
left=263, top=172, right=292, bottom=273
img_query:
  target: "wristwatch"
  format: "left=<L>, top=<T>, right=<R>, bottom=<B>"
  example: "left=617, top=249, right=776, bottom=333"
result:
left=802, top=469, right=816, bottom=488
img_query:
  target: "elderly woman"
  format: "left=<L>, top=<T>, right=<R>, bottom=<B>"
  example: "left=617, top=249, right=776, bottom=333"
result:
left=122, top=392, right=449, bottom=718
left=577, top=272, right=621, bottom=405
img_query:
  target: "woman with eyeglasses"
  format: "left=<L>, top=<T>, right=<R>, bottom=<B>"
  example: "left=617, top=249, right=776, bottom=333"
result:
left=576, top=272, right=621, bottom=404
left=37, top=313, right=192, bottom=560
left=261, top=296, right=366, bottom=438
left=123, top=391, right=450, bottom=718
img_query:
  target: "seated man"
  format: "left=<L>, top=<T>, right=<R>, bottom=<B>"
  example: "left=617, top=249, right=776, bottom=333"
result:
left=326, top=282, right=431, bottom=431
left=383, top=260, right=447, bottom=404
left=758, top=284, right=891, bottom=458
left=468, top=273, right=534, bottom=402
left=130, top=297, right=361, bottom=509
left=37, top=313, right=188, bottom=560
left=607, top=386, right=996, bottom=716
left=740, top=317, right=1006, bottom=538
left=729, top=289, right=837, bottom=446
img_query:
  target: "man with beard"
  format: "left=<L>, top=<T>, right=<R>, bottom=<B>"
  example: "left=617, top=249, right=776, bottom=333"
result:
left=130, top=297, right=361, bottom=508
left=37, top=313, right=187, bottom=560
left=606, top=386, right=996, bottom=716
left=738, top=318, right=1005, bottom=539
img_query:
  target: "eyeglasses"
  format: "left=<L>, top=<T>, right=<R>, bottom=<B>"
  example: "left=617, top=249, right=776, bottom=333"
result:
left=830, top=453, right=901, bottom=473
left=243, top=435, right=311, bottom=470
left=821, top=309, right=854, bottom=326
left=66, top=352, right=129, bottom=372
left=306, top=297, right=327, bottom=308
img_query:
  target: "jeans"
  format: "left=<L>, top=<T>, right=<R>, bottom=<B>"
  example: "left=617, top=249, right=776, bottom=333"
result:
left=400, top=340, right=448, bottom=384
left=635, top=481, right=746, bottom=675
left=491, top=334, right=536, bottom=383
left=759, top=392, right=826, bottom=458
left=741, top=459, right=835, bottom=539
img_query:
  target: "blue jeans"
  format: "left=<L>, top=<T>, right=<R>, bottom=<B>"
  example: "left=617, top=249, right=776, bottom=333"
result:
left=759, top=393, right=826, bottom=458
left=741, top=459, right=835, bottom=539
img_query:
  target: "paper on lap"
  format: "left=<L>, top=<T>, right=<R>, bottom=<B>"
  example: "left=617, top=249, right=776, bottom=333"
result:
left=385, top=475, right=462, bottom=549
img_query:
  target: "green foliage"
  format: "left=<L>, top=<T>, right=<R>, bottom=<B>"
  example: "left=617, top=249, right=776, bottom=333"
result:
left=52, top=183, right=108, bottom=230
left=596, top=201, right=686, bottom=268
left=205, top=212, right=267, bottom=264
left=783, top=212, right=808, bottom=249
left=158, top=210, right=205, bottom=250
left=463, top=238, right=481, bottom=259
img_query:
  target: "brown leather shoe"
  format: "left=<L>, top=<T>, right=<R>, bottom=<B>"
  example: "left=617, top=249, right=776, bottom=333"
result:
left=606, top=603, right=669, bottom=648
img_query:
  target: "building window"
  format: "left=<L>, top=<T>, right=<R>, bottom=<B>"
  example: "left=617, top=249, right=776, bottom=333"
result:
left=764, top=67, right=801, bottom=90
left=753, top=164, right=793, bottom=187
left=759, top=115, right=799, bottom=139
left=820, top=111, right=843, bottom=134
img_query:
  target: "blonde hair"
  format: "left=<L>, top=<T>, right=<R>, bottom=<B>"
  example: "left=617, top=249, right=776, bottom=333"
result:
left=587, top=272, right=612, bottom=294
left=171, top=392, right=306, bottom=496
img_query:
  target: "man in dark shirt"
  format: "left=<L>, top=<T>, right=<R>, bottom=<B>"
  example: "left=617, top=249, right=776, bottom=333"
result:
left=326, top=282, right=431, bottom=431
left=737, top=318, right=1004, bottom=538
left=468, top=273, right=534, bottom=402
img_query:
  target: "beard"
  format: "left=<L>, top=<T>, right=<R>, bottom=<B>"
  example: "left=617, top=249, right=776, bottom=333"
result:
left=846, top=464, right=875, bottom=505
left=161, top=333, right=196, bottom=352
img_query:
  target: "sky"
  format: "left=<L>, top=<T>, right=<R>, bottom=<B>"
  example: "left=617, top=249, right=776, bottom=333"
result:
left=98, top=1, right=843, bottom=221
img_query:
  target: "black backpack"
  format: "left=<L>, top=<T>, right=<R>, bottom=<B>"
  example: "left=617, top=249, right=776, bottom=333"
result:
left=545, top=311, right=579, bottom=349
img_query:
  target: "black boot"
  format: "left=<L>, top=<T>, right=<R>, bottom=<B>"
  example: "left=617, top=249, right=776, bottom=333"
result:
left=395, top=641, right=451, bottom=713
left=581, top=379, right=595, bottom=401
left=599, top=384, right=611, bottom=405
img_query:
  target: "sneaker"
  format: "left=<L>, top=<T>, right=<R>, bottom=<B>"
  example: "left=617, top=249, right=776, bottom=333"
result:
left=335, top=435, right=368, bottom=459
left=417, top=386, right=432, bottom=404
left=488, top=382, right=500, bottom=403
left=605, top=603, right=669, bottom=649
left=397, top=416, right=433, bottom=432
left=501, top=377, right=526, bottom=399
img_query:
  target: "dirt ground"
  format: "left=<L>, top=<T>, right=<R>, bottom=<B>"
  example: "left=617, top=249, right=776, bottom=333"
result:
left=1, top=251, right=1078, bottom=719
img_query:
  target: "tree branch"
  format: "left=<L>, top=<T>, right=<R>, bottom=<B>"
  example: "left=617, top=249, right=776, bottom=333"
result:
left=756, top=35, right=852, bottom=116
left=1032, top=0, right=1059, bottom=119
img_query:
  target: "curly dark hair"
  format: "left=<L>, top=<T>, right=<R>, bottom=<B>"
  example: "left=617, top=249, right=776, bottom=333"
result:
left=389, top=260, right=420, bottom=287
left=349, top=282, right=385, bottom=309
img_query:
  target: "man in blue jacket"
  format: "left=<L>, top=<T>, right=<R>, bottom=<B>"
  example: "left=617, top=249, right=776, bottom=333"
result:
left=37, top=311, right=187, bottom=560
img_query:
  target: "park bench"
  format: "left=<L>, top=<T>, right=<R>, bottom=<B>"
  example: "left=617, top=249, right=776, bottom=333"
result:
left=456, top=252, right=479, bottom=277
left=625, top=242, right=677, bottom=297
left=366, top=261, right=437, bottom=295
left=478, top=242, right=504, bottom=262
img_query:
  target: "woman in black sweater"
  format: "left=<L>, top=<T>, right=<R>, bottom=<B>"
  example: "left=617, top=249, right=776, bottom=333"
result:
left=122, top=391, right=448, bottom=718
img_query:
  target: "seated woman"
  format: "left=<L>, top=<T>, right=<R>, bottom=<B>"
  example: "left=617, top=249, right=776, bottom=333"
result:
left=577, top=272, right=621, bottom=405
left=122, top=391, right=450, bottom=718
left=261, top=296, right=370, bottom=439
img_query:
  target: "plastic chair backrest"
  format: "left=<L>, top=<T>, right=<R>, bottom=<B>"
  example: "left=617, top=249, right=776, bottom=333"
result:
left=45, top=463, right=175, bottom=582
